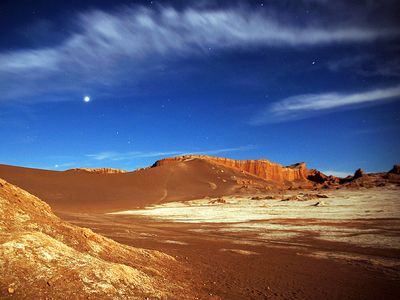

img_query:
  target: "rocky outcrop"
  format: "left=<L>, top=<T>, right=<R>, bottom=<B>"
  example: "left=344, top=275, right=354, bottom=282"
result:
left=389, top=165, right=400, bottom=175
left=153, top=155, right=309, bottom=182
left=307, top=169, right=341, bottom=186
left=307, top=169, right=329, bottom=184
left=65, top=168, right=128, bottom=174
left=336, top=165, right=400, bottom=188
left=353, top=168, right=366, bottom=179
left=0, top=178, right=191, bottom=299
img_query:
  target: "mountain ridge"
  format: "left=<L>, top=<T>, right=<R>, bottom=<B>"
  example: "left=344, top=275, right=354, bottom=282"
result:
left=153, top=155, right=309, bottom=182
left=0, top=157, right=398, bottom=213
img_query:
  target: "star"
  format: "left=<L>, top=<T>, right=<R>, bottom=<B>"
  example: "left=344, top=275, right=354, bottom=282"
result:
left=84, top=96, right=91, bottom=102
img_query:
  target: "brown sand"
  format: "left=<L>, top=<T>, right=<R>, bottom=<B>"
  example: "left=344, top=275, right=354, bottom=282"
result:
left=61, top=210, right=400, bottom=300
left=0, top=160, right=269, bottom=213
left=1, top=158, right=399, bottom=299
left=0, top=178, right=196, bottom=299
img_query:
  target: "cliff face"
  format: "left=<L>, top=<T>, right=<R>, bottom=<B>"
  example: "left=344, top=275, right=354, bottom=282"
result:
left=153, top=155, right=309, bottom=182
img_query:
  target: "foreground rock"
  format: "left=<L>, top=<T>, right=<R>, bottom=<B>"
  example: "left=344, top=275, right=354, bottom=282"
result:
left=0, top=178, right=192, bottom=299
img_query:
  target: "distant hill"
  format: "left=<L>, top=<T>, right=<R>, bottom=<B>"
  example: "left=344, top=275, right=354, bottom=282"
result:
left=0, top=156, right=398, bottom=213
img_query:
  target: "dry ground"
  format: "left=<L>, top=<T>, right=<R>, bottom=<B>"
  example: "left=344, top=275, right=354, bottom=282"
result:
left=60, top=187, right=400, bottom=300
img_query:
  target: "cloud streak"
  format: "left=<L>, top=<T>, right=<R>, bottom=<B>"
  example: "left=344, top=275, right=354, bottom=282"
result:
left=327, top=54, right=400, bottom=78
left=252, top=85, right=400, bottom=124
left=86, top=145, right=255, bottom=161
left=0, top=4, right=397, bottom=102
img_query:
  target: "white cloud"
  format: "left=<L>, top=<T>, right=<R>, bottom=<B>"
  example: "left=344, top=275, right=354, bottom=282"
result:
left=86, top=150, right=184, bottom=161
left=194, top=145, right=255, bottom=155
left=86, top=145, right=255, bottom=161
left=252, top=85, right=400, bottom=124
left=0, top=4, right=397, bottom=102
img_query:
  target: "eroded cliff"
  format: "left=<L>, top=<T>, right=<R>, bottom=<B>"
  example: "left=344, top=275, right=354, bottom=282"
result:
left=153, top=155, right=309, bottom=182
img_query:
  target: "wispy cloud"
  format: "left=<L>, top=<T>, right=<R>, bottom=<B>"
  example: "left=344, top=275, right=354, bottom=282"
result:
left=327, top=54, right=400, bottom=77
left=86, top=145, right=255, bottom=161
left=53, top=162, right=75, bottom=169
left=86, top=151, right=185, bottom=161
left=194, top=145, right=255, bottom=155
left=0, top=4, right=397, bottom=103
left=251, top=85, right=400, bottom=124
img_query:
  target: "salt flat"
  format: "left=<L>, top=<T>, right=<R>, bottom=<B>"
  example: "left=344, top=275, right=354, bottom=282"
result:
left=110, top=188, right=400, bottom=222
left=109, top=188, right=400, bottom=271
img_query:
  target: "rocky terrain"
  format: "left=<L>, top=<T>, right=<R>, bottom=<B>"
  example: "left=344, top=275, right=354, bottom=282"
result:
left=0, top=157, right=399, bottom=299
left=0, top=178, right=194, bottom=299
left=307, top=165, right=400, bottom=189
left=0, top=157, right=398, bottom=213
left=153, top=155, right=309, bottom=182
left=145, top=155, right=400, bottom=190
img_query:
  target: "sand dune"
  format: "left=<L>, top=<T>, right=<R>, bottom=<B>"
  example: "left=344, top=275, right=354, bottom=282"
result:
left=0, top=158, right=270, bottom=213
left=1, top=156, right=399, bottom=299
left=0, top=156, right=398, bottom=213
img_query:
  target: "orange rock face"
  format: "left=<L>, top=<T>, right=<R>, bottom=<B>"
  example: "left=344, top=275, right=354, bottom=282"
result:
left=153, top=155, right=309, bottom=182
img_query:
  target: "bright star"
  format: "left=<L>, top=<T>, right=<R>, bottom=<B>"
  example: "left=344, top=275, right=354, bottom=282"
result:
left=84, top=96, right=90, bottom=102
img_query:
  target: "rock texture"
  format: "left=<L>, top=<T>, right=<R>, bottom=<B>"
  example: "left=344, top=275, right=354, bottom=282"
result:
left=0, top=178, right=191, bottom=299
left=65, top=168, right=128, bottom=174
left=307, top=169, right=341, bottom=186
left=389, top=165, right=400, bottom=175
left=353, top=168, right=366, bottom=179
left=154, top=155, right=309, bottom=182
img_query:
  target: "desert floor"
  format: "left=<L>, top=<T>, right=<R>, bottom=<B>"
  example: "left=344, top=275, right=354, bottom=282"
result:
left=60, top=188, right=400, bottom=299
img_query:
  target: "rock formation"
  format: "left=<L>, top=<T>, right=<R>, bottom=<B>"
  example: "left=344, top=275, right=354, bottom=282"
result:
left=65, top=168, right=128, bottom=174
left=307, top=169, right=341, bottom=186
left=0, top=178, right=191, bottom=298
left=389, top=164, right=400, bottom=175
left=153, top=155, right=309, bottom=182
left=353, top=168, right=366, bottom=179
left=307, top=169, right=329, bottom=184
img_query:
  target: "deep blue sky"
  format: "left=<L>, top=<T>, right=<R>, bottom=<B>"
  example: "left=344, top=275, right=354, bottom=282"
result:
left=0, top=0, right=399, bottom=175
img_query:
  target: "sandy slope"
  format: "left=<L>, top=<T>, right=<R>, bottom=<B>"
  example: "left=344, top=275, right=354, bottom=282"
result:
left=1, top=157, right=399, bottom=299
left=0, top=159, right=269, bottom=212
left=0, top=178, right=195, bottom=299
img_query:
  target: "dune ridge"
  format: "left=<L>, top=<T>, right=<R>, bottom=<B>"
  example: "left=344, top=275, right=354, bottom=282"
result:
left=0, top=157, right=398, bottom=213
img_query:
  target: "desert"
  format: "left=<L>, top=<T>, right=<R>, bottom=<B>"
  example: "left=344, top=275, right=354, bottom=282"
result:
left=1, top=155, right=400, bottom=299
left=1, top=1, right=399, bottom=298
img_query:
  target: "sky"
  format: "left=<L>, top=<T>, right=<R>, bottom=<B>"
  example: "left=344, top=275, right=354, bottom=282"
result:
left=0, top=0, right=399, bottom=175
